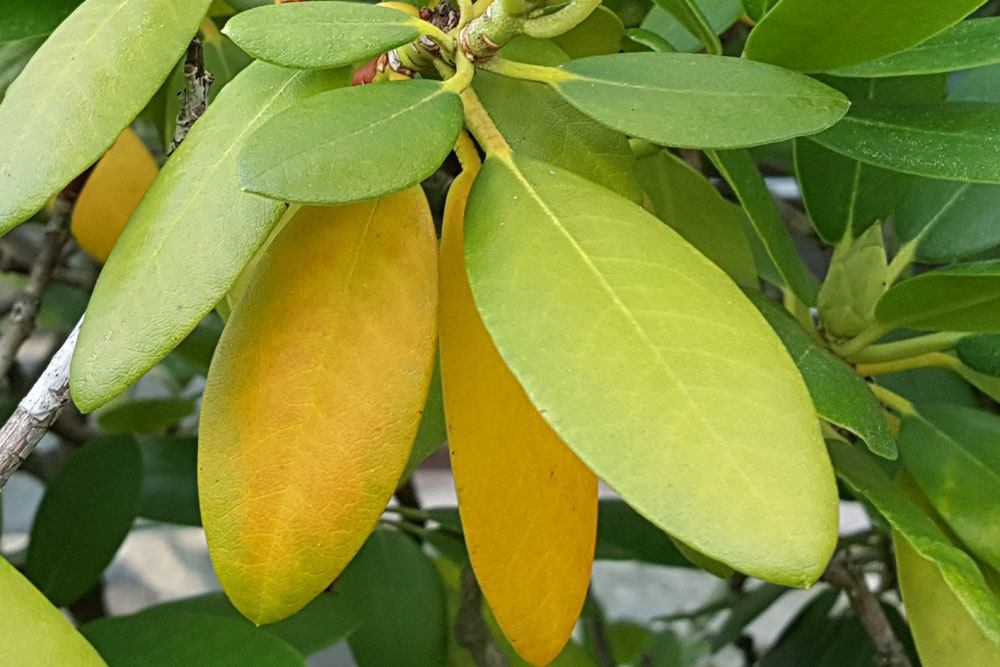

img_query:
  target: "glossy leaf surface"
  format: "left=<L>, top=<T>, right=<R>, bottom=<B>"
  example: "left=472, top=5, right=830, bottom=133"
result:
left=899, top=405, right=1000, bottom=572
left=223, top=1, right=423, bottom=69
left=828, top=440, right=1000, bottom=643
left=0, top=0, right=84, bottom=41
left=708, top=149, right=820, bottom=304
left=875, top=261, right=1000, bottom=333
left=138, top=436, right=200, bottom=526
left=72, top=63, right=348, bottom=413
left=200, top=190, right=437, bottom=623
left=0, top=557, right=105, bottom=666
left=238, top=80, right=462, bottom=204
left=0, top=0, right=211, bottom=233
left=956, top=334, right=1000, bottom=377
left=24, top=437, right=141, bottom=606
left=71, top=129, right=158, bottom=263
left=744, top=0, right=983, bottom=72
left=473, top=40, right=642, bottom=202
left=896, top=529, right=1000, bottom=667
left=835, top=18, right=1000, bottom=78
left=465, top=153, right=838, bottom=586
left=440, top=163, right=598, bottom=665
left=82, top=611, right=304, bottom=666
left=149, top=592, right=357, bottom=657
left=894, top=179, right=1000, bottom=262
left=750, top=293, right=896, bottom=459
left=638, top=150, right=756, bottom=286
left=813, top=103, right=1000, bottom=184
left=337, top=527, right=448, bottom=667
left=641, top=0, right=741, bottom=52
left=555, top=53, right=849, bottom=149
left=794, top=139, right=897, bottom=243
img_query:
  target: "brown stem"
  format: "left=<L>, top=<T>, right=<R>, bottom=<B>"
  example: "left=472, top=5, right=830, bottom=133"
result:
left=822, top=552, right=912, bottom=667
left=455, top=566, right=508, bottom=667
left=169, top=37, right=214, bottom=154
left=0, top=175, right=88, bottom=386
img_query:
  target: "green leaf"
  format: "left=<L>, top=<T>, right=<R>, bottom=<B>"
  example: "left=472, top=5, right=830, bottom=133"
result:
left=637, top=150, right=756, bottom=286
left=0, top=37, right=42, bottom=101
left=895, top=524, right=1000, bottom=667
left=641, top=0, right=742, bottom=52
left=402, top=360, right=446, bottom=480
left=223, top=1, right=424, bottom=69
left=138, top=436, right=200, bottom=526
left=827, top=439, right=1000, bottom=644
left=0, top=0, right=84, bottom=41
left=150, top=592, right=358, bottom=657
left=595, top=500, right=694, bottom=567
left=952, top=63, right=1000, bottom=103
left=0, top=0, right=212, bottom=234
left=708, top=149, right=821, bottom=305
left=651, top=0, right=721, bottom=54
left=465, top=153, right=838, bottom=586
left=71, top=63, right=348, bottom=413
left=238, top=80, right=462, bottom=204
left=833, top=18, right=1000, bottom=78
left=741, top=0, right=776, bottom=23
left=899, top=405, right=1000, bottom=573
left=877, top=366, right=978, bottom=407
left=749, top=292, right=896, bottom=459
left=97, top=398, right=196, bottom=434
left=0, top=557, right=106, bottom=666
left=24, top=437, right=141, bottom=606
left=622, top=28, right=676, bottom=52
left=554, top=53, right=849, bottom=149
left=956, top=334, right=1000, bottom=377
left=759, top=589, right=840, bottom=666
left=894, top=179, right=1000, bottom=263
left=817, top=223, right=887, bottom=339
left=812, top=103, right=1000, bottom=184
left=743, top=0, right=984, bottom=72
left=338, top=526, right=448, bottom=667
left=794, top=139, right=898, bottom=243
left=81, top=611, right=304, bottom=666
left=551, top=6, right=625, bottom=58
left=473, top=40, right=643, bottom=202
left=875, top=261, right=1000, bottom=333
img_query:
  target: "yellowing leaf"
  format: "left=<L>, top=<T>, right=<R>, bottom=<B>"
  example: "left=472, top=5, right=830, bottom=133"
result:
left=896, top=531, right=1000, bottom=667
left=439, top=161, right=598, bottom=666
left=464, top=154, right=839, bottom=586
left=0, top=557, right=106, bottom=666
left=71, top=129, right=158, bottom=263
left=199, top=189, right=438, bottom=624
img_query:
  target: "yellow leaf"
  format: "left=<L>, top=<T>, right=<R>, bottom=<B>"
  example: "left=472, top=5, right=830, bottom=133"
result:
left=199, top=188, right=438, bottom=624
left=896, top=531, right=1000, bottom=666
left=440, top=159, right=598, bottom=666
left=71, top=129, right=157, bottom=263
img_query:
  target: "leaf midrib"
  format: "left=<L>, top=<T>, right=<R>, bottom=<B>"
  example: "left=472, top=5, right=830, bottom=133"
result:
left=497, top=156, right=774, bottom=514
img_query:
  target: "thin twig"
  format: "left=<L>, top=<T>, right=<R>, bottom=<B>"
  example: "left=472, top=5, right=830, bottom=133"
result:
left=822, top=552, right=913, bottom=667
left=169, top=37, right=213, bottom=154
left=0, top=245, right=96, bottom=290
left=0, top=36, right=213, bottom=488
left=0, top=176, right=87, bottom=385
left=582, top=589, right=615, bottom=667
left=455, top=566, right=508, bottom=667
left=0, top=320, right=80, bottom=486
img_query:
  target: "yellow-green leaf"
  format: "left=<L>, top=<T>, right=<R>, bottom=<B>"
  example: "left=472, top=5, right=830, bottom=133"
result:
left=199, top=189, right=438, bottom=624
left=440, top=161, right=598, bottom=666
left=464, top=153, right=838, bottom=586
left=71, top=129, right=158, bottom=263
left=0, top=0, right=211, bottom=233
left=0, top=557, right=106, bottom=666
left=896, top=531, right=1000, bottom=667
left=71, top=63, right=348, bottom=413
